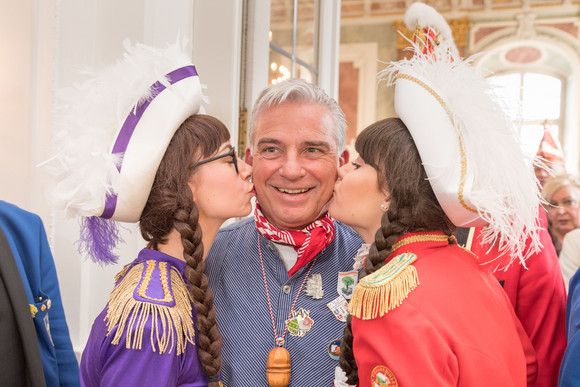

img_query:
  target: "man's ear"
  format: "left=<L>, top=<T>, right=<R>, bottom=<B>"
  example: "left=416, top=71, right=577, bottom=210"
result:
left=339, top=148, right=350, bottom=167
left=245, top=147, right=253, bottom=165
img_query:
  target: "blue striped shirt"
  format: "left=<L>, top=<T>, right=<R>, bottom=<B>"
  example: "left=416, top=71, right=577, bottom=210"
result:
left=205, top=217, right=363, bottom=386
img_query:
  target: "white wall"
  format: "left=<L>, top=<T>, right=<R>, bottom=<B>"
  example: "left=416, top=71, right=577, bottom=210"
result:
left=0, top=0, right=245, bottom=357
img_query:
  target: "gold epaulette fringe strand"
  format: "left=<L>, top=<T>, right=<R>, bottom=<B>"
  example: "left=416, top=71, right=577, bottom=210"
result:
left=349, top=253, right=419, bottom=320
left=105, top=260, right=195, bottom=355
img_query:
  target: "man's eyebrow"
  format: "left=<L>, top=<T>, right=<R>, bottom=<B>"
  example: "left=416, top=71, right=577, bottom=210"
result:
left=304, top=141, right=331, bottom=149
left=256, top=138, right=282, bottom=147
left=255, top=139, right=333, bottom=149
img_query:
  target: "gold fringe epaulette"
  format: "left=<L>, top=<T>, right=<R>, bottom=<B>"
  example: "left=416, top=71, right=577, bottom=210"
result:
left=105, top=260, right=195, bottom=355
left=348, top=253, right=419, bottom=320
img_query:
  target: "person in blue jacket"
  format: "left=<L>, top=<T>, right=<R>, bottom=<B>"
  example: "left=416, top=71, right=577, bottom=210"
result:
left=560, top=266, right=580, bottom=386
left=0, top=200, right=79, bottom=387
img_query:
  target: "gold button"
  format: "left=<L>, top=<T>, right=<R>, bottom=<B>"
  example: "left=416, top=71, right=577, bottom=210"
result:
left=41, top=305, right=46, bottom=312
left=282, top=285, right=291, bottom=294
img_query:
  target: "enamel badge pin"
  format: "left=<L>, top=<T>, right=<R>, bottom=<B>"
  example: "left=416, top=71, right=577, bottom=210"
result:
left=353, top=243, right=370, bottom=270
left=328, top=339, right=342, bottom=360
left=337, top=271, right=358, bottom=300
left=285, top=308, right=314, bottom=337
left=327, top=295, right=349, bottom=322
left=305, top=274, right=324, bottom=299
left=370, top=365, right=398, bottom=386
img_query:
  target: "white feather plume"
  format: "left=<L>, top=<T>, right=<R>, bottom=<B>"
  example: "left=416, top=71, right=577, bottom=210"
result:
left=404, top=2, right=459, bottom=59
left=45, top=38, right=196, bottom=219
left=380, top=3, right=542, bottom=268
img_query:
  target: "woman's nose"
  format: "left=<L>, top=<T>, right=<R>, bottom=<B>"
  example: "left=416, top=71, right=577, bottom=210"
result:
left=238, top=157, right=252, bottom=180
left=554, top=205, right=566, bottom=215
left=338, top=162, right=355, bottom=179
left=337, top=164, right=348, bottom=179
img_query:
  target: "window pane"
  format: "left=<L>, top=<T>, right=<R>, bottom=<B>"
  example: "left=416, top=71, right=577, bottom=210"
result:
left=518, top=123, right=546, bottom=157
left=268, top=0, right=319, bottom=85
left=488, top=73, right=522, bottom=121
left=522, top=73, right=561, bottom=120
left=270, top=0, right=294, bottom=50
left=269, top=51, right=292, bottom=85
left=295, top=0, right=317, bottom=67
left=296, top=63, right=315, bottom=83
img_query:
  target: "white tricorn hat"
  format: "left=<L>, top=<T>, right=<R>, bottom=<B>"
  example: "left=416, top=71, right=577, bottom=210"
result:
left=380, top=2, right=542, bottom=266
left=46, top=39, right=204, bottom=264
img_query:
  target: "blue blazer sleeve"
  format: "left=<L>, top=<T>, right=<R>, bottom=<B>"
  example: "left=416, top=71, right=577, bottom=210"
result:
left=0, top=201, right=79, bottom=387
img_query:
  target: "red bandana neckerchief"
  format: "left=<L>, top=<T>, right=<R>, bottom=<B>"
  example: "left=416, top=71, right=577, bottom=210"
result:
left=254, top=204, right=335, bottom=277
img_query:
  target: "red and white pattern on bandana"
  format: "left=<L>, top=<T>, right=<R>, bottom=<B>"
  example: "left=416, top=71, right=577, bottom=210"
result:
left=254, top=204, right=335, bottom=276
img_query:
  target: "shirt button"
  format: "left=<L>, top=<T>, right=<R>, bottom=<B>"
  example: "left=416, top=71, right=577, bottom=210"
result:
left=282, top=285, right=291, bottom=294
left=268, top=244, right=275, bottom=251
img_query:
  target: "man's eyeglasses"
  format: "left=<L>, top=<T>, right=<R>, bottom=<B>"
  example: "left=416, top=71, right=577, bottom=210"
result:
left=192, top=147, right=239, bottom=174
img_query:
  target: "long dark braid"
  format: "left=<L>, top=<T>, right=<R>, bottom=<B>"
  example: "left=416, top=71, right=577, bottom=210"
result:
left=339, top=118, right=455, bottom=384
left=140, top=114, right=229, bottom=386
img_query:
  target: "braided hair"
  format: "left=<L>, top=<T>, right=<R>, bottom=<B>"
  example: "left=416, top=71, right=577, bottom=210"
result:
left=140, top=114, right=228, bottom=386
left=339, top=118, right=455, bottom=384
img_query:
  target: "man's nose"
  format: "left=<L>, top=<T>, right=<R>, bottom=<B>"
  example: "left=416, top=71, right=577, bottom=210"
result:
left=279, top=153, right=306, bottom=179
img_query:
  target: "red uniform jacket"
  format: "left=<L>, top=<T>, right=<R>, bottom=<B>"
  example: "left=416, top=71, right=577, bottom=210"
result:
left=470, top=209, right=567, bottom=387
left=351, top=232, right=536, bottom=387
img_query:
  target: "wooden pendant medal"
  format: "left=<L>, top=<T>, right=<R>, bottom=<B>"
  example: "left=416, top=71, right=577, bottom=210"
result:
left=266, top=347, right=291, bottom=387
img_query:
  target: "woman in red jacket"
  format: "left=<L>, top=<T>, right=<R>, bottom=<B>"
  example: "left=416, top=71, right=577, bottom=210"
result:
left=330, top=118, right=536, bottom=387
left=329, top=3, right=542, bottom=386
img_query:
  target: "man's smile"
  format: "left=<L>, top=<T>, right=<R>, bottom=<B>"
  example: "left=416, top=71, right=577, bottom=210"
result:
left=275, top=187, right=312, bottom=194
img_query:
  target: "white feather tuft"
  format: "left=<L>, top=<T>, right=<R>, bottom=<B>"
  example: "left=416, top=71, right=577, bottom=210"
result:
left=405, top=3, right=459, bottom=60
left=45, top=38, right=197, bottom=219
left=380, top=7, right=543, bottom=267
left=404, top=3, right=454, bottom=45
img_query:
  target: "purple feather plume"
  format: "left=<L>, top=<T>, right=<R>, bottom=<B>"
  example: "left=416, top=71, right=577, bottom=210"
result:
left=78, top=216, right=123, bottom=265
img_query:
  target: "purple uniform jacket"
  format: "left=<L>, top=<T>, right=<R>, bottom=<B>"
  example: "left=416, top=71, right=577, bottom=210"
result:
left=80, top=249, right=209, bottom=386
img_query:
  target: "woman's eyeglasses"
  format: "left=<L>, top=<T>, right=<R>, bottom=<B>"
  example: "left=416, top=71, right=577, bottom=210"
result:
left=192, top=147, right=239, bottom=174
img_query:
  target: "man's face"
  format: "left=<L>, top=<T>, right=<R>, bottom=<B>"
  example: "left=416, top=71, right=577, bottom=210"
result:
left=246, top=102, right=348, bottom=230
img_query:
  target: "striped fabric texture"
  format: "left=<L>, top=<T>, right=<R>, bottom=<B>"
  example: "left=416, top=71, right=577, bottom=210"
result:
left=205, top=217, right=363, bottom=386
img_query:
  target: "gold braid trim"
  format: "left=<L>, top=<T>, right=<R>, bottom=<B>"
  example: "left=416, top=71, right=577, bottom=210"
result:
left=392, top=234, right=450, bottom=251
left=114, top=264, right=131, bottom=283
left=105, top=261, right=195, bottom=355
left=349, top=253, right=419, bottom=320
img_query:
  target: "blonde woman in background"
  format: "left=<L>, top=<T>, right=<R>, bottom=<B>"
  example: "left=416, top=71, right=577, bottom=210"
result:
left=542, top=174, right=580, bottom=256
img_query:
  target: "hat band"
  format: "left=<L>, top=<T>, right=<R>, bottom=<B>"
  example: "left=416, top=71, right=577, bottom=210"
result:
left=101, top=65, right=198, bottom=219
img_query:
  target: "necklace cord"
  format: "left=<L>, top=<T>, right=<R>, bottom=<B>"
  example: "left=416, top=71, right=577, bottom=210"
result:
left=258, top=231, right=318, bottom=347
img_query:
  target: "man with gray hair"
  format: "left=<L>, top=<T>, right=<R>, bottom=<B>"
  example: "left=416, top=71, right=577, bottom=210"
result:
left=205, top=78, right=364, bottom=386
